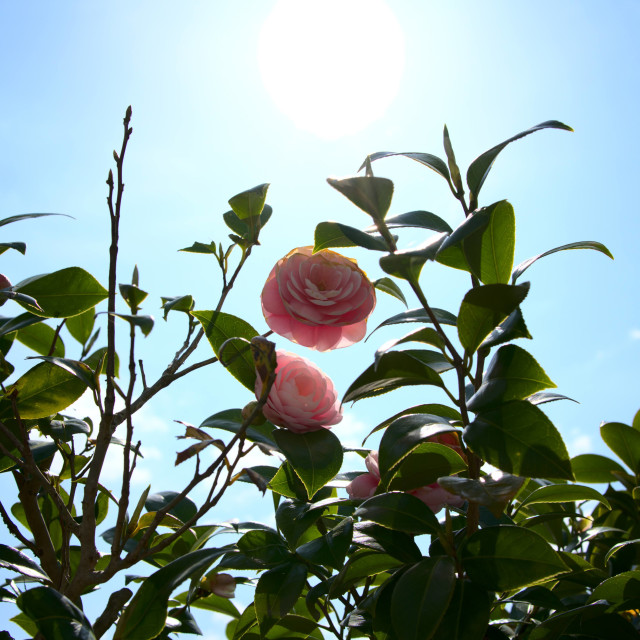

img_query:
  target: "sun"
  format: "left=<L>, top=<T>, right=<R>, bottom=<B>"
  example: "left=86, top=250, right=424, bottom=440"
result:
left=257, top=0, right=406, bottom=140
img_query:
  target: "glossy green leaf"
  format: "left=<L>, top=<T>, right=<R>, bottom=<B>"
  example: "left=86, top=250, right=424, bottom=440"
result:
left=466, top=120, right=573, bottom=208
left=5, top=361, right=87, bottom=419
left=27, top=356, right=97, bottom=391
left=362, top=403, right=461, bottom=444
left=588, top=570, right=640, bottom=605
left=443, top=124, right=463, bottom=191
left=379, top=234, right=447, bottom=280
left=0, top=242, right=26, bottom=256
left=161, top=295, right=194, bottom=320
left=0, top=212, right=72, bottom=228
left=228, top=183, right=269, bottom=220
left=296, top=517, right=353, bottom=570
left=362, top=151, right=451, bottom=183
left=354, top=492, right=441, bottom=535
left=372, top=277, right=407, bottom=307
left=145, top=491, right=198, bottom=524
left=313, top=221, right=388, bottom=252
left=604, top=540, right=640, bottom=565
left=16, top=322, right=64, bottom=357
left=237, top=529, right=292, bottom=567
left=369, top=307, right=457, bottom=339
left=457, top=282, right=530, bottom=354
left=343, top=351, right=444, bottom=404
left=461, top=526, right=568, bottom=591
left=179, top=241, right=218, bottom=255
left=269, top=461, right=308, bottom=500
left=254, top=562, right=307, bottom=636
left=437, top=201, right=516, bottom=284
left=330, top=549, right=403, bottom=596
left=391, top=557, right=456, bottom=640
left=464, top=400, right=573, bottom=480
left=367, top=210, right=452, bottom=233
left=17, top=586, right=95, bottom=640
left=0, top=313, right=43, bottom=338
left=15, top=267, right=108, bottom=318
left=467, top=344, right=556, bottom=412
left=376, top=328, right=446, bottom=362
left=600, top=421, right=640, bottom=474
left=119, top=284, right=148, bottom=310
left=114, top=547, right=228, bottom=640
left=113, top=313, right=154, bottom=337
left=0, top=544, right=50, bottom=582
left=352, top=521, right=422, bottom=563
left=83, top=346, right=120, bottom=377
left=431, top=579, right=492, bottom=640
left=571, top=453, right=627, bottom=484
left=193, top=310, right=258, bottom=390
left=276, top=500, right=326, bottom=546
left=65, top=307, right=95, bottom=345
left=200, top=408, right=278, bottom=450
left=327, top=175, right=394, bottom=221
left=517, top=484, right=610, bottom=513
left=273, top=429, right=343, bottom=499
left=377, top=413, right=459, bottom=486
left=480, top=307, right=532, bottom=350
left=512, top=241, right=614, bottom=284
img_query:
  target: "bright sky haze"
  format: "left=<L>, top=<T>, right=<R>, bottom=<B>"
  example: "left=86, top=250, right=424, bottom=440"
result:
left=0, top=1, right=639, bottom=636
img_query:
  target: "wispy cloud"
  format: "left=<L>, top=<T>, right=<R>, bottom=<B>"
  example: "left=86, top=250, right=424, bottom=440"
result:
left=630, top=328, right=640, bottom=341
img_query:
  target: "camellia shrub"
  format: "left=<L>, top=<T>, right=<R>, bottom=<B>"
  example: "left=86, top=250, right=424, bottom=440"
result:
left=0, top=108, right=639, bottom=640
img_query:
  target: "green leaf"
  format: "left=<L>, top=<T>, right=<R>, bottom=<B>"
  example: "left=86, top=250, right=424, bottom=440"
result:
left=516, top=484, right=610, bottom=513
left=237, top=529, right=292, bottom=567
left=313, top=221, right=388, bottom=252
left=354, top=492, right=441, bottom=535
left=457, top=282, right=530, bottom=355
left=176, top=590, right=240, bottom=619
left=377, top=413, right=460, bottom=488
left=201, top=409, right=278, bottom=450
left=589, top=570, right=640, bottom=605
left=512, top=241, right=614, bottom=284
left=276, top=500, right=326, bottom=547
left=296, top=517, right=353, bottom=570
left=113, top=314, right=154, bottom=337
left=369, top=307, right=457, bottom=339
left=254, top=562, right=307, bottom=636
left=273, top=429, right=343, bottom=499
left=16, top=322, right=64, bottom=357
left=600, top=421, right=640, bottom=474
left=362, top=151, right=451, bottom=183
left=0, top=313, right=43, bottom=338
left=83, top=346, right=120, bottom=377
left=464, top=400, right=573, bottom=480
left=193, top=311, right=258, bottom=390
left=437, top=201, right=516, bottom=284
left=65, top=307, right=95, bottom=345
left=17, top=586, right=96, bottom=640
left=28, top=356, right=97, bottom=391
left=571, top=453, right=627, bottom=484
left=376, top=328, right=446, bottom=361
left=228, top=183, right=269, bottom=220
left=5, top=361, right=87, bottom=419
left=372, top=277, right=407, bottom=307
left=604, top=540, right=640, bottom=566
left=344, top=351, right=444, bottom=404
left=327, top=176, right=394, bottom=221
left=330, top=549, right=403, bottom=597
left=224, top=204, right=272, bottom=240
left=114, top=547, right=228, bottom=640
left=431, top=579, right=492, bottom=640
left=179, top=241, right=218, bottom=255
left=15, top=267, right=108, bottom=318
left=480, top=307, right=532, bottom=350
left=367, top=210, right=452, bottom=233
left=269, top=462, right=308, bottom=500
left=461, top=526, right=568, bottom=591
left=467, top=344, right=556, bottom=412
left=0, top=212, right=72, bottom=228
left=0, top=544, right=50, bottom=582
left=119, top=284, right=148, bottom=310
left=466, top=120, right=573, bottom=209
left=0, top=242, right=26, bottom=256
left=161, top=295, right=194, bottom=320
left=362, top=403, right=461, bottom=444
left=352, top=521, right=422, bottom=563
left=391, top=557, right=456, bottom=640
left=379, top=234, right=447, bottom=280
left=145, top=491, right=198, bottom=524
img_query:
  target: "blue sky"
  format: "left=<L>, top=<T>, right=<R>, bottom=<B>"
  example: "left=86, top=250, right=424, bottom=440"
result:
left=1, top=1, right=639, bottom=636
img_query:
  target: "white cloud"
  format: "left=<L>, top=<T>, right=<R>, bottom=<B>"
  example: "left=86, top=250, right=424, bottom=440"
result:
left=336, top=411, right=370, bottom=449
left=569, top=434, right=592, bottom=456
left=630, top=328, right=640, bottom=341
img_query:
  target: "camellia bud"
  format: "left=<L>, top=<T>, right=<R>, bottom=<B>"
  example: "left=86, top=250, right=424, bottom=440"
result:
left=0, top=274, right=12, bottom=307
left=202, top=572, right=236, bottom=599
left=241, top=401, right=267, bottom=425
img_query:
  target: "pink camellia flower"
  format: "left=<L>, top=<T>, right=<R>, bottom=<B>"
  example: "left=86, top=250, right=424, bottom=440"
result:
left=346, top=435, right=466, bottom=513
left=261, top=246, right=376, bottom=351
left=255, top=350, right=342, bottom=433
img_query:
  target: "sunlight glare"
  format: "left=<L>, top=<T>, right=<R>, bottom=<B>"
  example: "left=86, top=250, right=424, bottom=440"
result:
left=258, top=0, right=405, bottom=140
